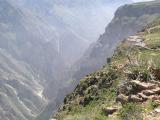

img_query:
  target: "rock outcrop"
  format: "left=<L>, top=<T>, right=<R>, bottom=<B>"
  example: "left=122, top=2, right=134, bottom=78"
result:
left=116, top=80, right=160, bottom=104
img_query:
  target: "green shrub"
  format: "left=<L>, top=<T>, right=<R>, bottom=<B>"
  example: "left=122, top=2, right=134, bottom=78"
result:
left=148, top=100, right=158, bottom=110
left=98, top=68, right=118, bottom=89
left=118, top=103, right=143, bottom=120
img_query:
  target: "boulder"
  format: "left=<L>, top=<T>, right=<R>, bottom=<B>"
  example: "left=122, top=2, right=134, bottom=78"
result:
left=150, top=80, right=160, bottom=87
left=154, top=108, right=160, bottom=113
left=128, top=95, right=143, bottom=102
left=138, top=93, right=148, bottom=101
left=155, top=100, right=160, bottom=105
left=102, top=107, right=118, bottom=116
left=142, top=90, right=155, bottom=96
left=130, top=80, right=156, bottom=90
left=116, top=94, right=128, bottom=105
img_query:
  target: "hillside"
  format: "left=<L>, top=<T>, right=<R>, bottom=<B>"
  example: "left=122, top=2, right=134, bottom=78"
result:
left=72, top=0, right=160, bottom=82
left=55, top=20, right=160, bottom=120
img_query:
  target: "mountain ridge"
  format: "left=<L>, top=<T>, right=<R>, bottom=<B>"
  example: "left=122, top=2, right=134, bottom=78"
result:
left=55, top=19, right=160, bottom=120
left=55, top=1, right=160, bottom=119
left=72, top=0, right=160, bottom=83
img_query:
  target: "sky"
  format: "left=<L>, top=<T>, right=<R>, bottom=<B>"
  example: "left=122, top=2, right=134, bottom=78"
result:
left=133, top=0, right=154, bottom=2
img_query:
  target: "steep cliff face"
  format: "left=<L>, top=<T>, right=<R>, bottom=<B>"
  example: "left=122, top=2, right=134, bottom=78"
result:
left=0, top=1, right=135, bottom=120
left=0, top=51, right=46, bottom=120
left=72, top=1, right=160, bottom=82
left=55, top=19, right=160, bottom=120
left=8, top=0, right=133, bottom=64
left=1, top=0, right=69, bottom=97
left=0, top=0, right=68, bottom=119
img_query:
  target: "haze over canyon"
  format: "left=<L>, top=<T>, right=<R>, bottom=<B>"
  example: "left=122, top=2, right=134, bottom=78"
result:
left=0, top=0, right=157, bottom=120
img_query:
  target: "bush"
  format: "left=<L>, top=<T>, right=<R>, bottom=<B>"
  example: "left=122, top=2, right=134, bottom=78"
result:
left=118, top=103, right=143, bottom=120
left=148, top=100, right=158, bottom=110
left=98, top=69, right=118, bottom=89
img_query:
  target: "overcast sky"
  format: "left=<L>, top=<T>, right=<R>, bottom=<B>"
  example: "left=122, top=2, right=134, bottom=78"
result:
left=132, top=0, right=154, bottom=2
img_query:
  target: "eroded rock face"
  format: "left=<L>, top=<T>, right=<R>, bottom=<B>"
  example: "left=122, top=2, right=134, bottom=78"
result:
left=116, top=79, right=160, bottom=104
left=0, top=0, right=70, bottom=119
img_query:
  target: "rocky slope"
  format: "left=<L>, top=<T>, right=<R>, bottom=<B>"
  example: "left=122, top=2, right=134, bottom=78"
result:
left=55, top=19, right=160, bottom=120
left=72, top=0, right=160, bottom=82
left=0, top=51, right=46, bottom=120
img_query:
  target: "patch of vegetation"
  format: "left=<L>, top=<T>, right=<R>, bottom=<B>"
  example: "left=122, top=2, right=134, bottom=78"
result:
left=144, top=33, right=160, bottom=49
left=143, top=19, right=160, bottom=29
left=118, top=103, right=143, bottom=120
left=147, top=100, right=159, bottom=110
